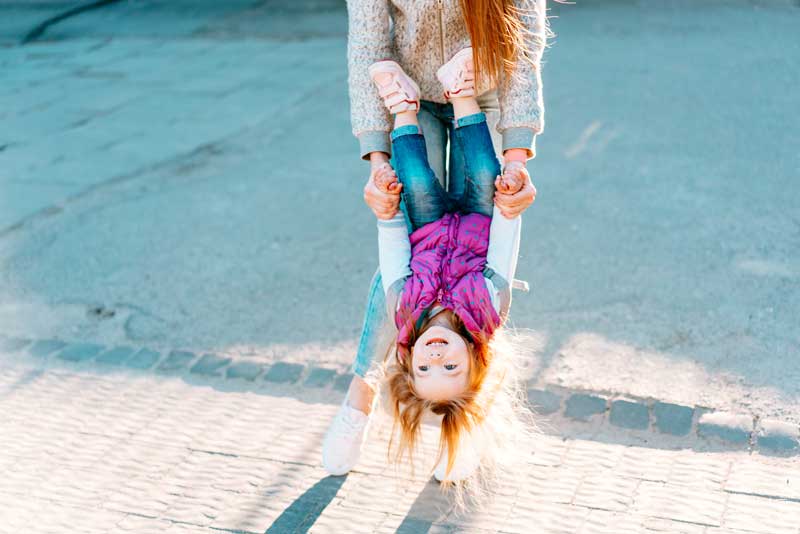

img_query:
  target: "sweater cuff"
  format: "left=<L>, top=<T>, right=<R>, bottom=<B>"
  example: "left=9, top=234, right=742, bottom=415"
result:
left=501, top=127, right=537, bottom=159
left=358, top=130, right=392, bottom=161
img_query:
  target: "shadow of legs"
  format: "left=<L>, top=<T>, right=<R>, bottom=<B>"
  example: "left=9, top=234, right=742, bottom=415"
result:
left=266, top=475, right=348, bottom=533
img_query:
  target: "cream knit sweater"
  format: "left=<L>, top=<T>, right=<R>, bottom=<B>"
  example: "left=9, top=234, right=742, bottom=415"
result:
left=346, top=0, right=547, bottom=160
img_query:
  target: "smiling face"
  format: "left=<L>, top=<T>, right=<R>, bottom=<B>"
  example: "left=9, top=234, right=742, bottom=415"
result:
left=410, top=316, right=472, bottom=401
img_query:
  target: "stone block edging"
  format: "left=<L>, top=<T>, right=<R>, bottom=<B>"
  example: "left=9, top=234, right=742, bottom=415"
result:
left=1, top=335, right=797, bottom=454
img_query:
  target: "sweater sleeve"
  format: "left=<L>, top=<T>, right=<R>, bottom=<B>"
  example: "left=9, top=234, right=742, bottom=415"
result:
left=497, top=0, right=547, bottom=159
left=486, top=205, right=522, bottom=286
left=377, top=213, right=412, bottom=294
left=346, top=0, right=394, bottom=160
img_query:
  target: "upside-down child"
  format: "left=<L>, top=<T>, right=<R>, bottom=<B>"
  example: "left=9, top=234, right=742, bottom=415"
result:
left=323, top=47, right=537, bottom=486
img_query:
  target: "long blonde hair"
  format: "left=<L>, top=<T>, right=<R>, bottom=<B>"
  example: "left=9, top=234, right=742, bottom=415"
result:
left=380, top=311, right=541, bottom=508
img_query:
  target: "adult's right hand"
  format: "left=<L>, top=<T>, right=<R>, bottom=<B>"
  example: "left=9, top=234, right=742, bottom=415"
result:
left=363, top=161, right=402, bottom=220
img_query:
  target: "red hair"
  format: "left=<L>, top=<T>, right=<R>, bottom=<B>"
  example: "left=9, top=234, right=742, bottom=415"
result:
left=459, top=0, right=546, bottom=90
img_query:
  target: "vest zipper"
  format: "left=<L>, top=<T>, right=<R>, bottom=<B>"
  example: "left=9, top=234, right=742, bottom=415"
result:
left=437, top=0, right=446, bottom=65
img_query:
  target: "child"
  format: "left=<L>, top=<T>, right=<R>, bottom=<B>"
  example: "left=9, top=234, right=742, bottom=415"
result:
left=323, top=48, right=535, bottom=485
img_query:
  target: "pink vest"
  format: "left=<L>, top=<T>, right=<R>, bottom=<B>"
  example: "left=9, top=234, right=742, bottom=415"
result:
left=395, top=212, right=502, bottom=348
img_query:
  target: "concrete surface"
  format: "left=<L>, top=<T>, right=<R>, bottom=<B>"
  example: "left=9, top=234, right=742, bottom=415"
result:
left=0, top=0, right=798, bottom=473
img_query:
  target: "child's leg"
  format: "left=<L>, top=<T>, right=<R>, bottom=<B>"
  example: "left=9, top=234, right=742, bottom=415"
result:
left=391, top=110, right=450, bottom=231
left=449, top=96, right=502, bottom=217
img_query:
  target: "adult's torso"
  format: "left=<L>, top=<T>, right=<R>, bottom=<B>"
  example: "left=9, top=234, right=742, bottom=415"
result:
left=389, top=0, right=494, bottom=103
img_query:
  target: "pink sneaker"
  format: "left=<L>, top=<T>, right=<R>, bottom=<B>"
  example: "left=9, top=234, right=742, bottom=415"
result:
left=368, top=60, right=421, bottom=114
left=436, top=47, right=475, bottom=100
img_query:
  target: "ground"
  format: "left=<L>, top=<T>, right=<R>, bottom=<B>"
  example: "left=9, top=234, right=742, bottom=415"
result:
left=0, top=0, right=798, bottom=532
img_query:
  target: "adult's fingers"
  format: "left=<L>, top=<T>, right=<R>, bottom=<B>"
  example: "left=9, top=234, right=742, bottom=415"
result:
left=494, top=178, right=536, bottom=218
left=364, top=180, right=401, bottom=219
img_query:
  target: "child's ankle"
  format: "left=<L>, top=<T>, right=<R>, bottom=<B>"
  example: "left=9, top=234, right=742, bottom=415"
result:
left=450, top=96, right=481, bottom=121
left=394, top=110, right=419, bottom=130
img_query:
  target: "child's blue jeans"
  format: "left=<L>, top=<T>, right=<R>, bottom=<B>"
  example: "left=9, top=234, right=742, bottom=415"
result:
left=392, top=111, right=500, bottom=231
left=352, top=110, right=502, bottom=377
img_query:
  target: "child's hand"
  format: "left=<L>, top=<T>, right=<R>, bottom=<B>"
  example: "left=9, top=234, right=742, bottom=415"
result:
left=373, top=162, right=402, bottom=195
left=496, top=160, right=527, bottom=195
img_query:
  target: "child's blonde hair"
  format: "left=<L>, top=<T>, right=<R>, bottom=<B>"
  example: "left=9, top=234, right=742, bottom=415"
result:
left=378, top=312, right=541, bottom=509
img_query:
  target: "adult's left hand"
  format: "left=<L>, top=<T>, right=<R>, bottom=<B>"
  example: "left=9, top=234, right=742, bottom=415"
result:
left=494, top=168, right=537, bottom=219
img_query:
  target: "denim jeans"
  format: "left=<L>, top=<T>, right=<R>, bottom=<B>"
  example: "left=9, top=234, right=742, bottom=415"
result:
left=352, top=91, right=503, bottom=378
left=391, top=111, right=500, bottom=231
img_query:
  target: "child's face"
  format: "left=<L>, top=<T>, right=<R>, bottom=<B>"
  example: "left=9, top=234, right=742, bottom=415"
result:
left=411, top=323, right=471, bottom=401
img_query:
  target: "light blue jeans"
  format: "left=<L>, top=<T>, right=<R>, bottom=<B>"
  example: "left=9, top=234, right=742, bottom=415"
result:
left=352, top=91, right=503, bottom=378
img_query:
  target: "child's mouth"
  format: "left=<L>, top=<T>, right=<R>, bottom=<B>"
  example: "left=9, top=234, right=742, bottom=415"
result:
left=426, top=338, right=448, bottom=347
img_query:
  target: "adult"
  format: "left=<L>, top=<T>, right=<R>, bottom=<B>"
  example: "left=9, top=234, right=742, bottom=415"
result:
left=325, top=0, right=546, bottom=474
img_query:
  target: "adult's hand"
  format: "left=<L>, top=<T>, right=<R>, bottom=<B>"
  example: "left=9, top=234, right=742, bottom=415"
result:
left=494, top=167, right=537, bottom=219
left=363, top=161, right=402, bottom=220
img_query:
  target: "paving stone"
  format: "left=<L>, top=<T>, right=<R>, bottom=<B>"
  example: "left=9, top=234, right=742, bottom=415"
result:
left=527, top=388, right=562, bottom=415
left=333, top=372, right=354, bottom=393
left=609, top=399, right=650, bottom=430
left=633, top=479, right=727, bottom=526
left=697, top=411, right=753, bottom=444
left=95, top=346, right=137, bottom=365
left=573, top=472, right=639, bottom=512
left=156, top=349, right=197, bottom=373
left=722, top=492, right=800, bottom=534
left=756, top=419, right=799, bottom=451
left=653, top=401, right=694, bottom=436
left=125, top=348, right=161, bottom=370
left=579, top=509, right=644, bottom=534
left=304, top=367, right=336, bottom=388
left=564, top=393, right=607, bottom=421
left=641, top=517, right=706, bottom=533
left=724, top=457, right=800, bottom=501
left=0, top=356, right=793, bottom=534
left=667, top=452, right=731, bottom=488
left=57, top=343, right=105, bottom=362
left=0, top=337, right=32, bottom=353
left=263, top=362, right=304, bottom=384
left=189, top=353, right=231, bottom=376
left=27, top=339, right=68, bottom=358
left=396, top=518, right=434, bottom=533
left=226, top=361, right=264, bottom=381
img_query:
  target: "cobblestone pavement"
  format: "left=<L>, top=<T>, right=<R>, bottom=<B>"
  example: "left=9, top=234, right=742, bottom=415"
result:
left=1, top=1, right=798, bottom=425
left=1, top=354, right=798, bottom=534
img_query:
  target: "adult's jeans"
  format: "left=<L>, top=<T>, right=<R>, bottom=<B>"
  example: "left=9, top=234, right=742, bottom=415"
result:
left=352, top=91, right=502, bottom=378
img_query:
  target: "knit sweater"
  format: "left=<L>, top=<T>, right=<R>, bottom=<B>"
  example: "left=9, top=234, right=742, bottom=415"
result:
left=346, top=0, right=547, bottom=160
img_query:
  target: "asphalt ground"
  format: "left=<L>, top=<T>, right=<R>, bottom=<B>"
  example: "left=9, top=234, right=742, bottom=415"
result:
left=1, top=0, right=798, bottom=434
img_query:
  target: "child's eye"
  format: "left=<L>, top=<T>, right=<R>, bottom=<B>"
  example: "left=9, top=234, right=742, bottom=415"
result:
left=418, top=365, right=429, bottom=372
left=444, top=364, right=457, bottom=371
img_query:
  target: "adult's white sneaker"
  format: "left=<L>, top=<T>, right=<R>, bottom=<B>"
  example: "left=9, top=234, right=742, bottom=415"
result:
left=322, top=397, right=371, bottom=476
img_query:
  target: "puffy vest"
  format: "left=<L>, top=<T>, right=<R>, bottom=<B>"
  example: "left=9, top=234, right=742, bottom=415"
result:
left=395, top=212, right=503, bottom=348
